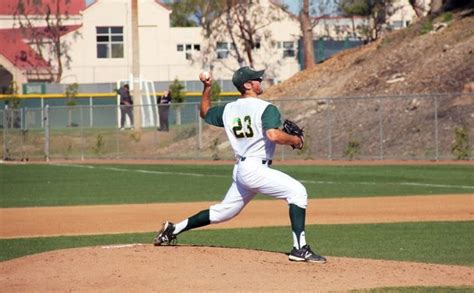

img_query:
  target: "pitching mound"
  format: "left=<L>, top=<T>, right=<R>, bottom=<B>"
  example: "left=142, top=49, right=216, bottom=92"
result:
left=1, top=244, right=473, bottom=292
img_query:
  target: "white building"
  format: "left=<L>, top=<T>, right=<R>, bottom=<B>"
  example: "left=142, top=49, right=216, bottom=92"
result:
left=0, top=0, right=424, bottom=93
left=62, top=0, right=304, bottom=85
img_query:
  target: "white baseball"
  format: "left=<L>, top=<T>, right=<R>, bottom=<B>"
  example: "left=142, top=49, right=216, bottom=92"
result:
left=199, top=71, right=211, bottom=81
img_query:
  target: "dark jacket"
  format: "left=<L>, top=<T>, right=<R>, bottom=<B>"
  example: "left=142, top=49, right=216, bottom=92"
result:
left=119, top=87, right=133, bottom=105
left=158, top=92, right=172, bottom=105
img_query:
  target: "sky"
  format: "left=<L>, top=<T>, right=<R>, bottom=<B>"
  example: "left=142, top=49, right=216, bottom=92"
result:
left=281, top=0, right=299, bottom=14
left=282, top=0, right=340, bottom=16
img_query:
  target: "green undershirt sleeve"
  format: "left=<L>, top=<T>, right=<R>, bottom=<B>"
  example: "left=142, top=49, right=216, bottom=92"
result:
left=262, top=104, right=282, bottom=130
left=204, top=105, right=225, bottom=127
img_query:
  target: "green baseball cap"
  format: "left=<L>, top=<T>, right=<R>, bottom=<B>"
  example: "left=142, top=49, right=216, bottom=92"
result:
left=232, top=66, right=265, bottom=89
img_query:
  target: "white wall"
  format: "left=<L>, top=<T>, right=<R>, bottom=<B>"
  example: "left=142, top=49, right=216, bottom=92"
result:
left=62, top=0, right=172, bottom=84
left=62, top=0, right=302, bottom=85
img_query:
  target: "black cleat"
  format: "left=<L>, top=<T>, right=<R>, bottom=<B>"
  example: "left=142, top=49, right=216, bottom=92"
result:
left=153, top=221, right=177, bottom=246
left=289, top=245, right=327, bottom=263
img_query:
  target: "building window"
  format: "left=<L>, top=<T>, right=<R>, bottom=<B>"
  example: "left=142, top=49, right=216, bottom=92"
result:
left=96, top=26, right=124, bottom=59
left=282, top=41, right=295, bottom=58
left=177, top=43, right=201, bottom=59
left=216, top=42, right=229, bottom=59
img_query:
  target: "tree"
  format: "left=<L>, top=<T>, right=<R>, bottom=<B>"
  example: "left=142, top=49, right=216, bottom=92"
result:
left=293, top=1, right=340, bottom=68
left=171, top=0, right=285, bottom=71
left=13, top=0, right=79, bottom=82
left=170, top=1, right=198, bottom=27
left=217, top=0, right=285, bottom=68
left=429, top=0, right=473, bottom=15
left=210, top=82, right=221, bottom=102
left=339, top=0, right=395, bottom=41
left=167, top=0, right=226, bottom=74
left=65, top=83, right=79, bottom=127
left=299, top=0, right=316, bottom=69
left=408, top=0, right=427, bottom=18
left=5, top=80, right=21, bottom=129
left=169, top=78, right=185, bottom=125
left=407, top=0, right=472, bottom=18
left=170, top=0, right=226, bottom=30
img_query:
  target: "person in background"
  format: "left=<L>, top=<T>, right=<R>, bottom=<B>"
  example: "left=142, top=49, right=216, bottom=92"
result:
left=157, top=90, right=172, bottom=131
left=119, top=84, right=133, bottom=130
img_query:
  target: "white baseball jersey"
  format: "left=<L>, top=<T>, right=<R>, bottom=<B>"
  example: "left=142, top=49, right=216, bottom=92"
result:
left=205, top=97, right=281, bottom=159
left=223, top=97, right=275, bottom=159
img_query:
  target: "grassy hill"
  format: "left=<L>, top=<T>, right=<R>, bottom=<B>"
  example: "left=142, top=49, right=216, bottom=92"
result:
left=258, top=10, right=474, bottom=160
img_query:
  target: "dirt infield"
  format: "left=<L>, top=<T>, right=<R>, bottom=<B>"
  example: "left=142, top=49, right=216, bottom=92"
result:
left=2, top=245, right=473, bottom=292
left=1, top=194, right=473, bottom=291
left=1, top=195, right=473, bottom=238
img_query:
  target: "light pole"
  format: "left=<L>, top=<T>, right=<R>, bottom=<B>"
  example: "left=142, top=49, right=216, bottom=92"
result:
left=131, top=0, right=141, bottom=129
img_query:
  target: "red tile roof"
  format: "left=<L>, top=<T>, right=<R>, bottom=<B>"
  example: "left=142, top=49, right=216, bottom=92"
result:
left=0, top=0, right=85, bottom=16
left=84, top=1, right=172, bottom=12
left=0, top=25, right=81, bottom=70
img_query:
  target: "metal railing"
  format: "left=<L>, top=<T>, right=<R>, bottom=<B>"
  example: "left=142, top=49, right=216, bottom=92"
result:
left=1, top=93, right=472, bottom=161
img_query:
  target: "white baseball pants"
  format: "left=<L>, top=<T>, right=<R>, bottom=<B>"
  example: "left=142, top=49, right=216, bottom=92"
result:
left=209, top=157, right=308, bottom=224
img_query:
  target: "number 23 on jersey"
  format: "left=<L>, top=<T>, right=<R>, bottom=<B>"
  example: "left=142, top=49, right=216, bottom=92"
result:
left=232, top=116, right=254, bottom=138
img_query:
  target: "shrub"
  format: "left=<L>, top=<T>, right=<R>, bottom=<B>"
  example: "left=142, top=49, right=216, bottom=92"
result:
left=210, top=138, right=220, bottom=160
left=442, top=12, right=453, bottom=23
left=420, top=19, right=433, bottom=35
left=344, top=139, right=361, bottom=159
left=169, top=78, right=185, bottom=104
left=451, top=126, right=470, bottom=160
left=65, top=83, right=79, bottom=106
left=94, top=134, right=104, bottom=155
left=211, top=82, right=222, bottom=102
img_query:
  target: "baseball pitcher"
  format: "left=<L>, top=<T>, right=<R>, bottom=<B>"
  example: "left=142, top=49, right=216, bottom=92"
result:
left=154, top=66, right=326, bottom=263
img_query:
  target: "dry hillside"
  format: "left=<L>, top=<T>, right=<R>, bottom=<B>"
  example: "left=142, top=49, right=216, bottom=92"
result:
left=159, top=10, right=474, bottom=160
left=265, top=10, right=474, bottom=98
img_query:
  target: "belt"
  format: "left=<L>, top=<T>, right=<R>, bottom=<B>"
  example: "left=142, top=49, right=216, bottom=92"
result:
left=239, top=157, right=272, bottom=166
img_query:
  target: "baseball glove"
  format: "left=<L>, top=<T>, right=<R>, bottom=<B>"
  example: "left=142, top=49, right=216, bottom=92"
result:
left=282, top=119, right=304, bottom=150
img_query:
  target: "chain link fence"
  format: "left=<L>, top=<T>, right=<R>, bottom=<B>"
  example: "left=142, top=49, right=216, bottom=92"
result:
left=1, top=93, right=472, bottom=161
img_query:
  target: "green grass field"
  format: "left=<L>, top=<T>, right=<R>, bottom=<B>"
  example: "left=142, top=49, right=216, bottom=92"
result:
left=2, top=222, right=472, bottom=266
left=1, top=164, right=473, bottom=207
left=1, top=163, right=473, bottom=277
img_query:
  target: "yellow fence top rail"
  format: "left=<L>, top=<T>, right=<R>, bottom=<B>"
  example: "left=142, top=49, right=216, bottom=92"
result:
left=0, top=92, right=240, bottom=100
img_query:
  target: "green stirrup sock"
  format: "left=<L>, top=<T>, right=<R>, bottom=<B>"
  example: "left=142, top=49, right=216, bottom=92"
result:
left=289, top=204, right=306, bottom=248
left=183, top=209, right=210, bottom=233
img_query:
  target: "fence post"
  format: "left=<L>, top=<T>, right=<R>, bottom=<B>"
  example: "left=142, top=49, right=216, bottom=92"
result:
left=326, top=98, right=333, bottom=159
left=116, top=111, right=120, bottom=159
left=89, top=96, right=93, bottom=127
left=197, top=104, right=202, bottom=151
left=21, top=107, right=25, bottom=130
left=21, top=107, right=26, bottom=161
left=2, top=107, right=7, bottom=160
left=80, top=106, right=84, bottom=161
left=434, top=95, right=439, bottom=161
left=44, top=105, right=50, bottom=162
left=40, top=98, right=44, bottom=128
left=378, top=99, right=384, bottom=160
